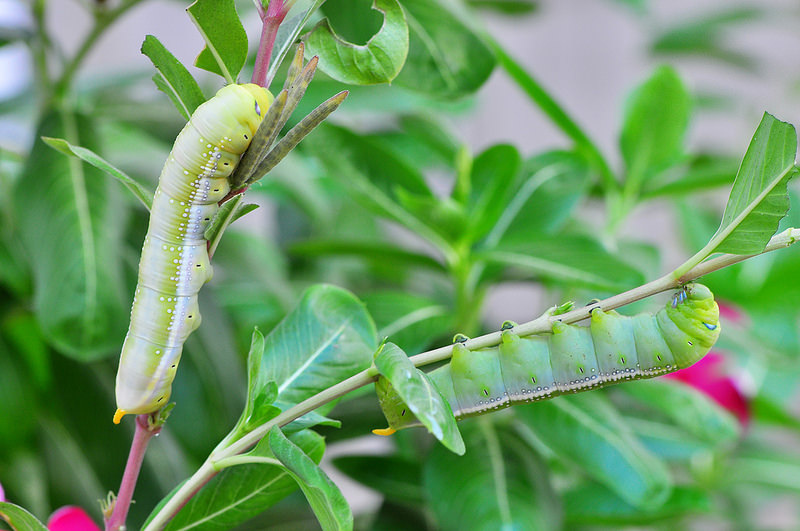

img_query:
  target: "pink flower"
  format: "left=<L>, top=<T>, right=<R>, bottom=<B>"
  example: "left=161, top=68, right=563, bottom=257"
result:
left=0, top=481, right=5, bottom=503
left=718, top=301, right=745, bottom=325
left=47, top=506, right=102, bottom=531
left=666, top=352, right=750, bottom=427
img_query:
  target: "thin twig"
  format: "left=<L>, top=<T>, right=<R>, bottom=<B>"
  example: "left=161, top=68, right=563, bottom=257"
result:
left=142, top=228, right=800, bottom=531
left=252, top=0, right=289, bottom=88
left=105, top=414, right=162, bottom=531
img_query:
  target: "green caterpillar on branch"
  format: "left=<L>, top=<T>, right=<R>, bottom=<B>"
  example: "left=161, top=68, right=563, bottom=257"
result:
left=374, top=283, right=720, bottom=434
left=114, top=84, right=274, bottom=424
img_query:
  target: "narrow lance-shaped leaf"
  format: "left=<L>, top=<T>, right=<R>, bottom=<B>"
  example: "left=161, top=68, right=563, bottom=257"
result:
left=141, top=35, right=206, bottom=120
left=42, top=137, right=152, bottom=210
left=0, top=502, right=48, bottom=531
left=228, top=90, right=289, bottom=190
left=151, top=430, right=326, bottom=530
left=423, top=422, right=560, bottom=531
left=305, top=0, right=409, bottom=85
left=187, top=0, right=248, bottom=83
left=249, top=91, right=349, bottom=182
left=14, top=112, right=129, bottom=360
left=268, top=426, right=353, bottom=531
left=516, top=394, right=672, bottom=508
left=374, top=342, right=465, bottom=454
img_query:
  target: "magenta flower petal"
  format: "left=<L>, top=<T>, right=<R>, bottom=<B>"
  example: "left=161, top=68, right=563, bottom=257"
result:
left=717, top=301, right=745, bottom=325
left=667, top=352, right=751, bottom=427
left=47, top=506, right=102, bottom=531
left=0, top=481, right=5, bottom=502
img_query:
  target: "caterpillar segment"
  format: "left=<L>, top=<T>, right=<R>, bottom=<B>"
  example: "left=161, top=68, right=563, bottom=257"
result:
left=375, top=284, right=720, bottom=433
left=114, top=84, right=274, bottom=424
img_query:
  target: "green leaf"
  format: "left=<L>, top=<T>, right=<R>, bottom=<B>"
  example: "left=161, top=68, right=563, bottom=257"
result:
left=374, top=343, right=465, bottom=454
left=157, top=430, right=325, bottom=530
left=708, top=112, right=798, bottom=254
left=363, top=291, right=451, bottom=354
left=467, top=0, right=539, bottom=15
left=494, top=150, right=591, bottom=239
left=265, top=0, right=327, bottom=88
left=14, top=112, right=129, bottom=360
left=394, top=0, right=495, bottom=98
left=41, top=136, right=152, bottom=210
left=290, top=239, right=446, bottom=273
left=187, top=0, right=248, bottom=83
left=332, top=455, right=424, bottom=506
left=141, top=35, right=206, bottom=120
left=516, top=394, right=672, bottom=508
left=267, top=426, right=353, bottom=531
left=465, top=144, right=521, bottom=241
left=229, top=329, right=281, bottom=441
left=619, top=379, right=740, bottom=446
left=651, top=7, right=763, bottom=69
left=260, top=284, right=378, bottom=406
left=423, top=422, right=560, bottom=531
left=620, top=66, right=691, bottom=193
left=0, top=502, right=48, bottom=531
left=564, top=484, right=711, bottom=525
left=306, top=0, right=409, bottom=85
left=480, top=234, right=645, bottom=291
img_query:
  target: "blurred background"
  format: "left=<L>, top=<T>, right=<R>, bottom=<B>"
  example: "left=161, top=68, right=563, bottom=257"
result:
left=1, top=0, right=800, bottom=529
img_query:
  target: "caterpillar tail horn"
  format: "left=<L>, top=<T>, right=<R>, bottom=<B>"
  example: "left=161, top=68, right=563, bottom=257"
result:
left=113, top=409, right=127, bottom=425
left=372, top=427, right=397, bottom=436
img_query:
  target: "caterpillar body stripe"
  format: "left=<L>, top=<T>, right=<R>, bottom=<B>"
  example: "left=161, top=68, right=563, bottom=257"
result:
left=375, top=284, right=720, bottom=433
left=114, top=84, right=274, bottom=423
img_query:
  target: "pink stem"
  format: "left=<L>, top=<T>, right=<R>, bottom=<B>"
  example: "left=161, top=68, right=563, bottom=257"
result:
left=251, top=0, right=289, bottom=88
left=105, top=414, right=161, bottom=531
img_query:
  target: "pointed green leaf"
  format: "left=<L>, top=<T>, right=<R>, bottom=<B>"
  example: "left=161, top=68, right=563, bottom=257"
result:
left=155, top=430, right=325, bottom=530
left=481, top=234, right=645, bottom=291
left=42, top=136, right=152, bottom=210
left=709, top=112, right=798, bottom=254
left=620, top=379, right=740, bottom=446
left=141, top=35, right=206, bottom=120
left=261, top=284, right=378, bottom=406
left=423, top=422, right=559, bottom=530
left=332, top=455, right=424, bottom=506
left=306, top=0, right=408, bottom=85
left=374, top=342, right=464, bottom=454
left=187, top=0, right=248, bottom=83
left=14, top=112, right=129, bottom=359
left=564, top=484, right=711, bottom=526
left=620, top=66, right=691, bottom=191
left=395, top=0, right=495, bottom=98
left=268, top=426, right=353, bottom=531
left=465, top=144, right=521, bottom=240
left=0, top=502, right=48, bottom=531
left=516, top=394, right=671, bottom=508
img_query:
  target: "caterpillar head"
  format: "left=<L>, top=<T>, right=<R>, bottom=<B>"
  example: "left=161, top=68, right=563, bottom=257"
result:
left=667, top=283, right=720, bottom=349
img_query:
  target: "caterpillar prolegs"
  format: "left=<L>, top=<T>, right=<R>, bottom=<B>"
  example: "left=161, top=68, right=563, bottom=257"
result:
left=375, top=284, right=721, bottom=433
left=114, top=84, right=274, bottom=423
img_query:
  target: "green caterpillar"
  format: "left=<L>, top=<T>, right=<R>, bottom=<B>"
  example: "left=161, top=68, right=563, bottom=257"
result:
left=114, top=84, right=274, bottom=424
left=374, top=284, right=721, bottom=434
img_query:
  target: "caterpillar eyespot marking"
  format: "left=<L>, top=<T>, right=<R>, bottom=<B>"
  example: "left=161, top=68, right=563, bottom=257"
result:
left=113, top=84, right=274, bottom=424
left=375, top=284, right=720, bottom=433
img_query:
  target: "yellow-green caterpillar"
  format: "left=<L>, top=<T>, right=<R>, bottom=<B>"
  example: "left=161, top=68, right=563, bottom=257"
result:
left=375, top=284, right=720, bottom=434
left=114, top=84, right=274, bottom=424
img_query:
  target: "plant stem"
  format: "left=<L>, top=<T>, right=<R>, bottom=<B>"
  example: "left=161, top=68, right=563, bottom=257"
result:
left=252, top=0, right=289, bottom=88
left=105, top=414, right=162, bottom=531
left=143, top=227, right=800, bottom=530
